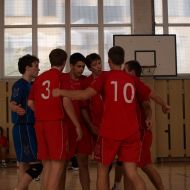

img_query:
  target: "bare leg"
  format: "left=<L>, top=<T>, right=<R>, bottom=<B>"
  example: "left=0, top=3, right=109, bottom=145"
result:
left=42, top=160, right=51, bottom=190
left=46, top=160, right=65, bottom=190
left=17, top=163, right=30, bottom=190
left=124, top=174, right=134, bottom=190
left=16, top=174, right=32, bottom=190
left=97, top=162, right=109, bottom=190
left=142, top=164, right=164, bottom=190
left=123, top=162, right=146, bottom=190
left=17, top=163, right=43, bottom=190
left=58, top=161, right=68, bottom=190
left=112, top=162, right=134, bottom=190
left=77, top=154, right=90, bottom=190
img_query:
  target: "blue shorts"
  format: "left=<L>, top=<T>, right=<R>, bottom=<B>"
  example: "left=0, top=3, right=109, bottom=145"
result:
left=13, top=124, right=37, bottom=162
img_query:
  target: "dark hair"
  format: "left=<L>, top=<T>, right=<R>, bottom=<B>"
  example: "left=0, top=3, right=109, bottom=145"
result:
left=108, top=46, right=125, bottom=65
left=69, top=53, right=86, bottom=65
left=125, top=60, right=142, bottom=77
left=85, top=53, right=101, bottom=68
left=49, top=48, right=67, bottom=67
left=18, top=54, right=39, bottom=74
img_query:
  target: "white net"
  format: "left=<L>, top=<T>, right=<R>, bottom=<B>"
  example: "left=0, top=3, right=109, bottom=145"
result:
left=142, top=67, right=156, bottom=76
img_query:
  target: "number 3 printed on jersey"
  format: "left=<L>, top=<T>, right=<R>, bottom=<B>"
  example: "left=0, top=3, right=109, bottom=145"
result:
left=111, top=81, right=135, bottom=103
left=41, top=80, right=50, bottom=99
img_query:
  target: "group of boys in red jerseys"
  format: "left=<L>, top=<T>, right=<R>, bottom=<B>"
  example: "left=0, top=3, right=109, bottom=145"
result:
left=28, top=46, right=170, bottom=190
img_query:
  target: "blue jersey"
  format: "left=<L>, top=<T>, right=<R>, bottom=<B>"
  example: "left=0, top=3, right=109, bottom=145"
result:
left=11, top=78, right=35, bottom=124
left=11, top=78, right=37, bottom=162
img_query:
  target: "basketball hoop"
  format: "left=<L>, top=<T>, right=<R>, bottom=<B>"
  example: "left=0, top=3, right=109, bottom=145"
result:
left=142, top=67, right=156, bottom=77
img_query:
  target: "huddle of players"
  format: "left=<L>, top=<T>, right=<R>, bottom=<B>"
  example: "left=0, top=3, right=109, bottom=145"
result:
left=11, top=46, right=170, bottom=190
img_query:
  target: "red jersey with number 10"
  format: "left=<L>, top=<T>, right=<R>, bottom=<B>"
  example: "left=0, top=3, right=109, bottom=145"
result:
left=29, top=68, right=64, bottom=121
left=90, top=70, right=151, bottom=140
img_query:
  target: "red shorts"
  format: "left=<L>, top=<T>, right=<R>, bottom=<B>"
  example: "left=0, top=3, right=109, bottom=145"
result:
left=67, top=123, right=93, bottom=159
left=138, top=130, right=153, bottom=168
left=35, top=120, right=68, bottom=160
left=94, top=132, right=141, bottom=165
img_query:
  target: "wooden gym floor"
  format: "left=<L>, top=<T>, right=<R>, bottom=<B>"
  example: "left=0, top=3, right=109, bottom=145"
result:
left=0, top=161, right=190, bottom=190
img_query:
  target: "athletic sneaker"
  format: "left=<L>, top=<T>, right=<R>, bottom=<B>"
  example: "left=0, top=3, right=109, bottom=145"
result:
left=34, top=176, right=40, bottom=181
left=71, top=166, right=79, bottom=171
left=1, top=162, right=7, bottom=168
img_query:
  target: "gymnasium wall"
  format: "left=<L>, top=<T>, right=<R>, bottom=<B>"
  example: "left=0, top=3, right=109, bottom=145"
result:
left=0, top=80, right=16, bottom=158
left=155, top=79, right=190, bottom=158
left=0, top=79, right=190, bottom=160
left=143, top=78, right=190, bottom=161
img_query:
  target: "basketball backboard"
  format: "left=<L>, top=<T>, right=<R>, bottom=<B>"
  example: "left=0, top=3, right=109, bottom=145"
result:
left=113, top=34, right=177, bottom=77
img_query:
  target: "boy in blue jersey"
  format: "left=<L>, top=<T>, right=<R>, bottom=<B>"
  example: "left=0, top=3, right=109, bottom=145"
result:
left=10, top=54, right=42, bottom=190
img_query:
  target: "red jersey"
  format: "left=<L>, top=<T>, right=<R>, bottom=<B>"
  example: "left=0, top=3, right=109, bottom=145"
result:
left=90, top=70, right=151, bottom=140
left=61, top=73, right=86, bottom=122
left=29, top=68, right=64, bottom=121
left=136, top=96, right=151, bottom=129
left=83, top=74, right=104, bottom=131
left=61, top=73, right=92, bottom=157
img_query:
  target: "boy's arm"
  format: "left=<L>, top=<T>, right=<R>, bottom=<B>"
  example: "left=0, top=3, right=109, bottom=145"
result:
left=141, top=101, right=152, bottom=130
left=81, top=108, right=99, bottom=135
left=62, top=97, right=83, bottom=141
left=135, top=77, right=170, bottom=113
left=10, top=84, right=26, bottom=115
left=149, top=90, right=170, bottom=113
left=9, top=101, right=25, bottom=115
left=53, top=87, right=97, bottom=100
left=28, top=100, right=35, bottom=111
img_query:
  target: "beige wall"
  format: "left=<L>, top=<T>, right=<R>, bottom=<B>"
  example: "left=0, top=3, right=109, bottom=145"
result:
left=142, top=78, right=190, bottom=161
left=155, top=79, right=190, bottom=158
left=1, top=79, right=190, bottom=160
left=131, top=0, right=154, bottom=34
left=0, top=80, right=16, bottom=158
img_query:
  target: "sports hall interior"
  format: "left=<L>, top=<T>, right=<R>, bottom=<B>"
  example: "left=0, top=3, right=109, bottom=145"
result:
left=0, top=0, right=190, bottom=190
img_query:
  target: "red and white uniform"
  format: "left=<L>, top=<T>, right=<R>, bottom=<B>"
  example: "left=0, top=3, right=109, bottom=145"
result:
left=61, top=73, right=92, bottom=159
left=90, top=70, right=151, bottom=165
left=29, top=68, right=67, bottom=160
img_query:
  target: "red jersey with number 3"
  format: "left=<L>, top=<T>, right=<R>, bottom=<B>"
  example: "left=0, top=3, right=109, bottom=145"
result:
left=29, top=68, right=64, bottom=121
left=90, top=70, right=151, bottom=140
